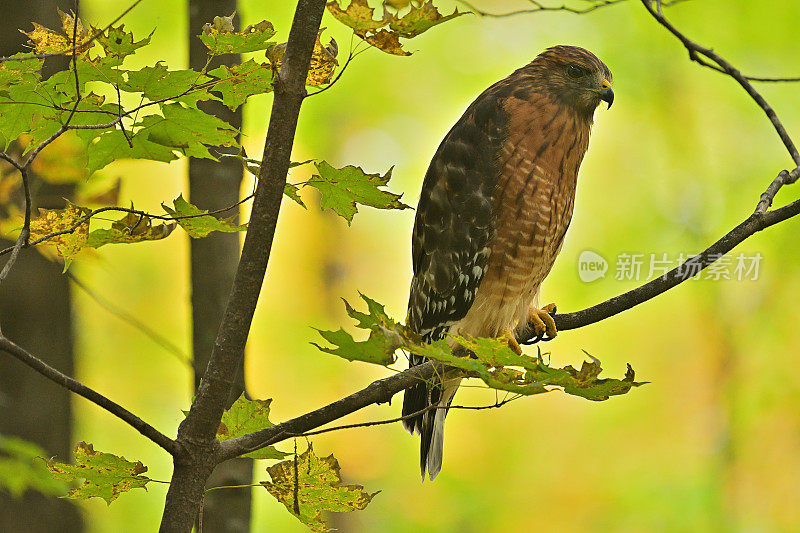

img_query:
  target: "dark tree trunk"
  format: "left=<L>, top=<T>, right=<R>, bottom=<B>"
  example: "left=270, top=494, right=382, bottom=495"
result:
left=0, top=2, right=83, bottom=532
left=188, top=2, right=251, bottom=531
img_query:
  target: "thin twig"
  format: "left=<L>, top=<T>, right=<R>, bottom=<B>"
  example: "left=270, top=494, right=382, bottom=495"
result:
left=0, top=166, right=30, bottom=284
left=0, top=193, right=255, bottom=258
left=0, top=335, right=179, bottom=455
left=641, top=0, right=800, bottom=165
left=284, top=397, right=516, bottom=439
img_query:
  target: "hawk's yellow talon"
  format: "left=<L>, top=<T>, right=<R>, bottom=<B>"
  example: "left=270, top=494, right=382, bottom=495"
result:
left=501, top=327, right=524, bottom=355
left=527, top=303, right=558, bottom=340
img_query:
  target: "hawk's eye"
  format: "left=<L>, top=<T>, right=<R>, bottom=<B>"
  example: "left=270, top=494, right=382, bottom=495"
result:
left=566, top=64, right=585, bottom=79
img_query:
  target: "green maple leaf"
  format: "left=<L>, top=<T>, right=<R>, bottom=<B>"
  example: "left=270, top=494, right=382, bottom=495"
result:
left=0, top=78, right=67, bottom=150
left=125, top=63, right=217, bottom=108
left=141, top=103, right=237, bottom=159
left=261, top=444, right=378, bottom=532
left=312, top=294, right=645, bottom=398
left=162, top=194, right=246, bottom=238
left=306, top=161, right=411, bottom=224
left=200, top=19, right=277, bottom=55
left=312, top=293, right=404, bottom=366
left=95, top=24, right=153, bottom=65
left=216, top=394, right=287, bottom=460
left=207, top=59, right=273, bottom=110
left=87, top=130, right=178, bottom=174
left=0, top=54, right=43, bottom=90
left=45, top=442, right=150, bottom=505
left=283, top=183, right=307, bottom=208
left=0, top=435, right=68, bottom=498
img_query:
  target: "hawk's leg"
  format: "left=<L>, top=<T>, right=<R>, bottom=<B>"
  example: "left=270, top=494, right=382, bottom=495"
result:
left=525, top=303, right=558, bottom=343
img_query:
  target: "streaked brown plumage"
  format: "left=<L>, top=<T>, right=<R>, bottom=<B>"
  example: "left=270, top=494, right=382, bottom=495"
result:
left=403, top=45, right=613, bottom=480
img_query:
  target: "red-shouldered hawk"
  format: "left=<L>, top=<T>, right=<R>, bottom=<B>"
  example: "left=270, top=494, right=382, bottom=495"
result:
left=403, top=45, right=613, bottom=480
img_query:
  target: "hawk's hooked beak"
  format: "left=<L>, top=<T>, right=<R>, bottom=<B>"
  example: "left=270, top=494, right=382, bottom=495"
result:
left=599, top=78, right=614, bottom=109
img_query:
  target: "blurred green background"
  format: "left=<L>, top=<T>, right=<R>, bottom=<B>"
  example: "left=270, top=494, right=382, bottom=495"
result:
left=29, top=0, right=800, bottom=530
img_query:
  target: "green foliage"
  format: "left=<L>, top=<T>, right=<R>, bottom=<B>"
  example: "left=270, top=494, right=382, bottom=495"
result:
left=0, top=434, right=67, bottom=498
left=261, top=444, right=378, bottom=532
left=315, top=296, right=645, bottom=398
left=307, top=161, right=411, bottom=224
left=326, top=0, right=468, bottom=55
left=45, top=442, right=150, bottom=505
left=207, top=59, right=273, bottom=111
left=216, top=394, right=287, bottom=460
left=200, top=18, right=276, bottom=55
left=312, top=293, right=404, bottom=365
left=162, top=194, right=246, bottom=238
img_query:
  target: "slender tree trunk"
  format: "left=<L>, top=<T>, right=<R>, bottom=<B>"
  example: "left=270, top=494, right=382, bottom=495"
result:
left=187, top=2, right=251, bottom=531
left=0, top=2, right=83, bottom=532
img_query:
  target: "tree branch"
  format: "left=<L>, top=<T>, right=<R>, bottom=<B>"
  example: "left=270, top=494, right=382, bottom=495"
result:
left=218, top=361, right=441, bottom=461
left=531, top=173, right=800, bottom=336
left=0, top=335, right=179, bottom=455
left=641, top=0, right=800, bottom=165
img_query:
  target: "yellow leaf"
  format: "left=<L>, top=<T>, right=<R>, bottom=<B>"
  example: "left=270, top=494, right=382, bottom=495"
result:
left=326, top=0, right=388, bottom=34
left=22, top=9, right=92, bottom=55
left=362, top=29, right=411, bottom=56
left=267, top=30, right=339, bottom=86
left=28, top=204, right=91, bottom=269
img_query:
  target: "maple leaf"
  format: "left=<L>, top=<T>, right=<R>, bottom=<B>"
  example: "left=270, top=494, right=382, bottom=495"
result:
left=162, top=194, right=246, bottom=238
left=87, top=130, right=179, bottom=175
left=124, top=63, right=218, bottom=108
left=22, top=9, right=92, bottom=55
left=216, top=394, right=287, bottom=460
left=361, top=29, right=411, bottom=56
left=267, top=30, right=339, bottom=86
left=94, top=24, right=153, bottom=65
left=86, top=209, right=176, bottom=248
left=387, top=1, right=468, bottom=38
left=200, top=18, right=276, bottom=55
left=261, top=444, right=378, bottom=532
left=326, top=0, right=465, bottom=55
left=141, top=104, right=238, bottom=160
left=306, top=161, right=411, bottom=224
left=28, top=204, right=91, bottom=270
left=207, top=59, right=273, bottom=110
left=326, top=0, right=388, bottom=34
left=312, top=293, right=405, bottom=366
left=45, top=442, right=150, bottom=505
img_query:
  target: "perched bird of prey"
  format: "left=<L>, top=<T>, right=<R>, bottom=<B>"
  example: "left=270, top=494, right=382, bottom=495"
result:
left=402, top=45, right=613, bottom=480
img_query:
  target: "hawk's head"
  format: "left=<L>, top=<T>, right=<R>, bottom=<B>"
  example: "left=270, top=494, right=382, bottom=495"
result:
left=527, top=45, right=614, bottom=116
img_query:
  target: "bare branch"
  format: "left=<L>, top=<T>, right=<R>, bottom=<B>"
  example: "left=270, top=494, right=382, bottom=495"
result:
left=218, top=360, right=442, bottom=461
left=641, top=0, right=800, bottom=165
left=458, top=0, right=628, bottom=17
left=526, top=168, right=800, bottom=336
left=284, top=397, right=516, bottom=439
left=0, top=165, right=30, bottom=284
left=0, top=335, right=179, bottom=455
